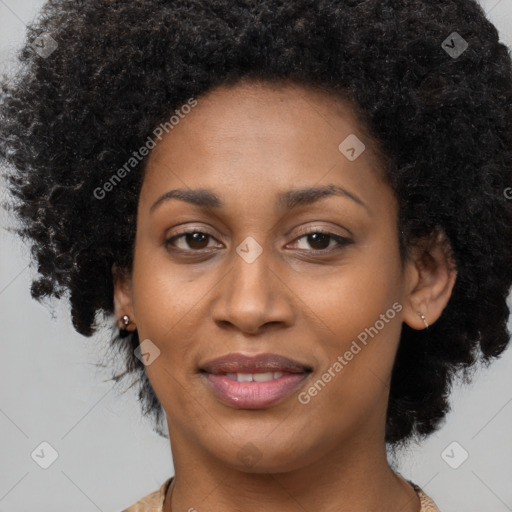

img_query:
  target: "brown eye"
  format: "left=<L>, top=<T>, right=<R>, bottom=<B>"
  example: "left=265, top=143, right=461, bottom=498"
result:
left=165, top=230, right=219, bottom=251
left=290, top=229, right=352, bottom=252
left=303, top=232, right=331, bottom=250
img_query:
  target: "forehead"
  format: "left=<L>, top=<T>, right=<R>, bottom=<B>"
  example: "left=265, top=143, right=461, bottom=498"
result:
left=139, top=79, right=390, bottom=213
left=149, top=80, right=368, bottom=158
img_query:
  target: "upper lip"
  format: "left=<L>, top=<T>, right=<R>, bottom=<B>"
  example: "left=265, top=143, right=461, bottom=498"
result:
left=200, top=352, right=313, bottom=375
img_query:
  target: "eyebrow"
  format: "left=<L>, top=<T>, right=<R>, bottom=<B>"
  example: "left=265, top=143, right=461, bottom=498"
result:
left=149, top=184, right=369, bottom=214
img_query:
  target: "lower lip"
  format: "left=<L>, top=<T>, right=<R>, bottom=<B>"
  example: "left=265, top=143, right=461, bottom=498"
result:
left=202, top=372, right=309, bottom=409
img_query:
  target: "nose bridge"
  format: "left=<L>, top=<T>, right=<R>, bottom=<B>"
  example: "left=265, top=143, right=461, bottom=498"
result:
left=229, top=236, right=275, bottom=313
left=211, top=235, right=294, bottom=332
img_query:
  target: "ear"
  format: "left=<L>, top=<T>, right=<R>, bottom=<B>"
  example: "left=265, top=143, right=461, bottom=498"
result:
left=112, top=263, right=136, bottom=331
left=402, top=229, right=457, bottom=330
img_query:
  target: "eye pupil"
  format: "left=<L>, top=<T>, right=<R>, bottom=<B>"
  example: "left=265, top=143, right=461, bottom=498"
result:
left=308, top=233, right=330, bottom=250
left=186, top=232, right=209, bottom=249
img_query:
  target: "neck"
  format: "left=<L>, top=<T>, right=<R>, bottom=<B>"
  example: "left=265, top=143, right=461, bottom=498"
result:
left=163, top=426, right=420, bottom=512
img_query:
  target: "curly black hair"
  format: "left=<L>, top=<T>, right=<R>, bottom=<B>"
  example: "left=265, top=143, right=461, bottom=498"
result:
left=1, top=0, right=511, bottom=448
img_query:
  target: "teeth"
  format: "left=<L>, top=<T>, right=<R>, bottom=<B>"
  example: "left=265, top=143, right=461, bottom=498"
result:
left=253, top=371, right=281, bottom=382
left=225, top=372, right=285, bottom=382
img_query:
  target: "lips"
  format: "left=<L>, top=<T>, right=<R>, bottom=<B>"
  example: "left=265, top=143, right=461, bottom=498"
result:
left=200, top=352, right=313, bottom=375
left=199, top=352, right=313, bottom=409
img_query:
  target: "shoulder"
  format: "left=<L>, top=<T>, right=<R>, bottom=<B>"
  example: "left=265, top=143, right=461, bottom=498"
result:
left=409, top=481, right=442, bottom=512
left=120, top=477, right=174, bottom=512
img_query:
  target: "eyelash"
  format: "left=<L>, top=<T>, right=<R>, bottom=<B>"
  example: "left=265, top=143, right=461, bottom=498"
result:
left=164, top=227, right=352, bottom=255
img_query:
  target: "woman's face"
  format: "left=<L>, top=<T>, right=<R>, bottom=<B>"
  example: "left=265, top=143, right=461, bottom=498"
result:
left=115, top=80, right=432, bottom=472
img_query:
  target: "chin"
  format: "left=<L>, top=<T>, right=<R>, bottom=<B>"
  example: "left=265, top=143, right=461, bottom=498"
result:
left=211, top=436, right=318, bottom=474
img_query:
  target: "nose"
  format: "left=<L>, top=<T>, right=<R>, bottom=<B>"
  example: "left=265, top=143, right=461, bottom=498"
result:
left=210, top=242, right=295, bottom=335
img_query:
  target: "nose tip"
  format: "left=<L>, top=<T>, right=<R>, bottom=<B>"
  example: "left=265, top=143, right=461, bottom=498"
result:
left=210, top=249, right=295, bottom=334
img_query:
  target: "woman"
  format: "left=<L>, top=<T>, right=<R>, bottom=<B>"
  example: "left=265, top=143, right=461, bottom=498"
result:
left=1, top=1, right=511, bottom=511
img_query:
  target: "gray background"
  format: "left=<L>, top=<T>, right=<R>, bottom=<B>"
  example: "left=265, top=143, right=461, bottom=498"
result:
left=0, top=1, right=511, bottom=511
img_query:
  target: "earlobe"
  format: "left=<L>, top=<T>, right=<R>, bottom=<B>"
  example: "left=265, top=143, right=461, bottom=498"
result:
left=416, top=311, right=429, bottom=329
left=112, top=263, right=137, bottom=333
left=402, top=230, right=457, bottom=331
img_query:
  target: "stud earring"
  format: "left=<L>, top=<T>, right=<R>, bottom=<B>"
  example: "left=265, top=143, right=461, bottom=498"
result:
left=417, top=311, right=429, bottom=329
left=119, top=314, right=135, bottom=338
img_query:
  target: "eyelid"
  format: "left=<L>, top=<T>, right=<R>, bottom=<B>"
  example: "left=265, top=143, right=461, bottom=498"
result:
left=169, top=224, right=218, bottom=237
left=291, top=224, right=352, bottom=240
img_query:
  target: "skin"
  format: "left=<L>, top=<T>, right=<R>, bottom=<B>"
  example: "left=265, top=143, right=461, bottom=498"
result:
left=114, top=79, right=456, bottom=512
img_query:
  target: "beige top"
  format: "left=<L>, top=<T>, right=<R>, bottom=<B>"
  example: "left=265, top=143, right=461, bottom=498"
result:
left=121, top=476, right=441, bottom=512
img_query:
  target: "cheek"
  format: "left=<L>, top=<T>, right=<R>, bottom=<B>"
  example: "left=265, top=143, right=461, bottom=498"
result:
left=130, top=252, right=206, bottom=421
left=129, top=246, right=207, bottom=404
left=130, top=240, right=202, bottom=339
left=293, top=240, right=402, bottom=347
left=295, top=239, right=404, bottom=405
